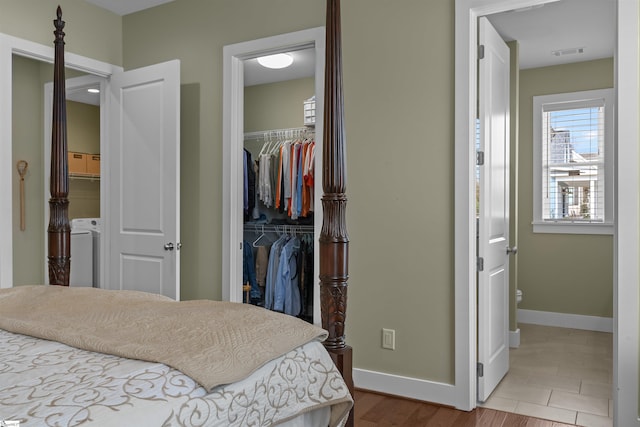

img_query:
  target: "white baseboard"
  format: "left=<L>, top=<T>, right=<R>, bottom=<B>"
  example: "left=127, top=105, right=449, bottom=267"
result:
left=517, top=309, right=613, bottom=333
left=353, top=368, right=456, bottom=408
left=509, top=328, right=520, bottom=348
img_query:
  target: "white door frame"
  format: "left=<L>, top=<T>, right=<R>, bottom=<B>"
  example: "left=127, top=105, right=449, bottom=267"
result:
left=0, top=33, right=120, bottom=289
left=222, top=27, right=325, bottom=323
left=454, top=1, right=639, bottom=425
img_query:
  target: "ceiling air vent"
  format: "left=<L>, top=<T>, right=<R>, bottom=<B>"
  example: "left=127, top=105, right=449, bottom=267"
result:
left=552, top=47, right=585, bottom=57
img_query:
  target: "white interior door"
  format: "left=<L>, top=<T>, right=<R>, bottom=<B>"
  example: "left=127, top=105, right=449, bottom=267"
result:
left=477, top=16, right=510, bottom=402
left=107, top=60, right=180, bottom=300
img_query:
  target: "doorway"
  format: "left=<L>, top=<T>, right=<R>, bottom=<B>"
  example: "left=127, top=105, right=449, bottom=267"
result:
left=2, top=34, right=182, bottom=300
left=2, top=38, right=118, bottom=290
left=478, top=3, right=615, bottom=422
left=43, top=73, right=106, bottom=287
left=222, top=27, right=325, bottom=324
left=454, top=0, right=640, bottom=424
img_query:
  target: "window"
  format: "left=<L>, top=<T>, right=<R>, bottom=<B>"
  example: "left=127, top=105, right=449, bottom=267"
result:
left=533, top=89, right=614, bottom=234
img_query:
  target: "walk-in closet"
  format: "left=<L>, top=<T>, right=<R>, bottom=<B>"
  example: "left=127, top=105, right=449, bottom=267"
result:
left=223, top=29, right=325, bottom=325
left=243, top=126, right=317, bottom=323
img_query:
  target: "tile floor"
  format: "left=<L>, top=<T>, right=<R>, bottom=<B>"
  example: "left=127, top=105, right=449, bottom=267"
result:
left=480, top=323, right=613, bottom=427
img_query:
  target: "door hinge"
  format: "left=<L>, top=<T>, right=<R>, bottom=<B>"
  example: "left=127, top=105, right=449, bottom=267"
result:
left=477, top=257, right=484, bottom=272
left=476, top=151, right=485, bottom=166
left=477, top=362, right=484, bottom=377
left=478, top=44, right=485, bottom=60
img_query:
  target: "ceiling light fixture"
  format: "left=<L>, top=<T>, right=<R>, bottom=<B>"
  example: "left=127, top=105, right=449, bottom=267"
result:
left=87, top=88, right=100, bottom=93
left=257, top=53, right=293, bottom=69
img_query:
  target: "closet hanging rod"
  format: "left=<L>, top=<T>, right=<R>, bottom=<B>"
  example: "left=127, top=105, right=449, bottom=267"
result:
left=244, top=126, right=314, bottom=141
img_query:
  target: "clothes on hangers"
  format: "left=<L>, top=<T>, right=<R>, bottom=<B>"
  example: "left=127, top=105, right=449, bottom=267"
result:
left=246, top=133, right=315, bottom=220
left=251, top=230, right=314, bottom=320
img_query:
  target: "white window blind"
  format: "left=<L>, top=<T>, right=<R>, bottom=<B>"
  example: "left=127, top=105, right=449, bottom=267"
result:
left=533, top=89, right=614, bottom=234
left=542, top=104, right=605, bottom=222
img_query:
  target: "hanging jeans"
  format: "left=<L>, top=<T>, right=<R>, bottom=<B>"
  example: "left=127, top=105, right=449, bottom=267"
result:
left=243, top=241, right=261, bottom=303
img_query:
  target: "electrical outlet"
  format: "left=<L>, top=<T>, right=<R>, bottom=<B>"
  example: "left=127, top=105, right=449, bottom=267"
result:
left=382, top=328, right=395, bottom=350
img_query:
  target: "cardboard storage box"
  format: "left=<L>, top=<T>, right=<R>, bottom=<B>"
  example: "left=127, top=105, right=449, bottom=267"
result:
left=86, top=154, right=100, bottom=175
left=68, top=152, right=86, bottom=174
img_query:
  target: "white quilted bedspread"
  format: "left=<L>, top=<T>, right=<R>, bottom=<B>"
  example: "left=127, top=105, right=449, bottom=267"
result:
left=0, top=329, right=352, bottom=426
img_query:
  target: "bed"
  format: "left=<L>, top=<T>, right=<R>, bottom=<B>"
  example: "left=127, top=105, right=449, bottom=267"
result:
left=0, top=1, right=353, bottom=426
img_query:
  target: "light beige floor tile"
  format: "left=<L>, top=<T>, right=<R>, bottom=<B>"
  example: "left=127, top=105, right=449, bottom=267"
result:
left=497, top=371, right=529, bottom=386
left=576, top=412, right=613, bottom=427
left=514, top=401, right=577, bottom=425
left=479, top=395, right=518, bottom=413
left=527, top=373, right=581, bottom=393
left=580, top=380, right=613, bottom=399
left=491, top=325, right=613, bottom=422
left=549, top=390, right=609, bottom=416
left=558, top=365, right=611, bottom=384
left=494, top=381, right=551, bottom=405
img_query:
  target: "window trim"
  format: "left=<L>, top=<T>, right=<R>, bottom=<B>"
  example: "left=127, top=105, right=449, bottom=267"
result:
left=532, top=88, right=615, bottom=235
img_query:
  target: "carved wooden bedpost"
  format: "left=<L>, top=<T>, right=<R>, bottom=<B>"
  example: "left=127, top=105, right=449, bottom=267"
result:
left=48, top=6, right=70, bottom=286
left=321, top=0, right=353, bottom=424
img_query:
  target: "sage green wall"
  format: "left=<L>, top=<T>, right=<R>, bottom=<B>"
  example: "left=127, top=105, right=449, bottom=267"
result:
left=0, top=0, right=122, bottom=66
left=244, top=78, right=314, bottom=133
left=518, top=58, right=614, bottom=318
left=12, top=56, right=44, bottom=286
left=244, top=77, right=314, bottom=158
left=123, top=0, right=455, bottom=383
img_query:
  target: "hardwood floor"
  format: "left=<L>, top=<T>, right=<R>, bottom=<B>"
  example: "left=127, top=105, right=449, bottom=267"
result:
left=354, top=389, right=577, bottom=426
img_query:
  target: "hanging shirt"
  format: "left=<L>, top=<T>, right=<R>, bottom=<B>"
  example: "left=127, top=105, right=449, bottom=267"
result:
left=242, top=240, right=260, bottom=300
left=255, top=245, right=269, bottom=287
left=303, top=141, right=315, bottom=213
left=273, top=235, right=301, bottom=316
left=264, top=235, right=288, bottom=310
left=243, top=150, right=248, bottom=213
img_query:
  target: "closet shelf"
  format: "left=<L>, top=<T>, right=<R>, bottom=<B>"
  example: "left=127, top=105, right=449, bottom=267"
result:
left=244, top=223, right=314, bottom=234
left=69, top=173, right=100, bottom=182
left=244, top=126, right=314, bottom=142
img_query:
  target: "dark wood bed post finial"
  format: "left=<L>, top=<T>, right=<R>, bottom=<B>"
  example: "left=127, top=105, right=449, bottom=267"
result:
left=321, top=0, right=353, bottom=424
left=48, top=5, right=70, bottom=286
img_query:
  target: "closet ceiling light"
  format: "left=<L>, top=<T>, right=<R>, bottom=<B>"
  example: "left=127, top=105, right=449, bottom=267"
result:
left=257, top=53, right=294, bottom=69
left=87, top=88, right=100, bottom=93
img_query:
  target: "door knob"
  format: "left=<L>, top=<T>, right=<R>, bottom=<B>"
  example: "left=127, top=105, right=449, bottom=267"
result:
left=164, top=242, right=175, bottom=251
left=506, top=246, right=518, bottom=255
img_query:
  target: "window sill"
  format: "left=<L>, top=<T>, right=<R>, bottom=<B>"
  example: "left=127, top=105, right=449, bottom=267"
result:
left=532, top=221, right=614, bottom=235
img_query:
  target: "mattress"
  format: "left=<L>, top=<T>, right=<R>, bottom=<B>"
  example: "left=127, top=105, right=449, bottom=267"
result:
left=0, top=329, right=352, bottom=426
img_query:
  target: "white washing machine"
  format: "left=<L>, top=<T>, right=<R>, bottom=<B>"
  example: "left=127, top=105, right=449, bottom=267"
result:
left=70, top=230, right=93, bottom=287
left=70, top=218, right=101, bottom=287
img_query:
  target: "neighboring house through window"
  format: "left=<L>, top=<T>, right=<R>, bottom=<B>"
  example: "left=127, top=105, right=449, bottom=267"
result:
left=533, top=88, right=614, bottom=234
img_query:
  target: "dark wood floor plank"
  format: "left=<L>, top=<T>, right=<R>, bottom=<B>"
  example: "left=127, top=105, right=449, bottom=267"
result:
left=354, top=389, right=384, bottom=419
left=359, top=394, right=417, bottom=425
left=525, top=418, right=556, bottom=427
left=354, top=389, right=578, bottom=427
left=403, top=401, right=440, bottom=425
left=477, top=408, right=508, bottom=426
left=423, top=406, right=463, bottom=426
left=501, top=412, right=540, bottom=427
left=450, top=407, right=481, bottom=426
